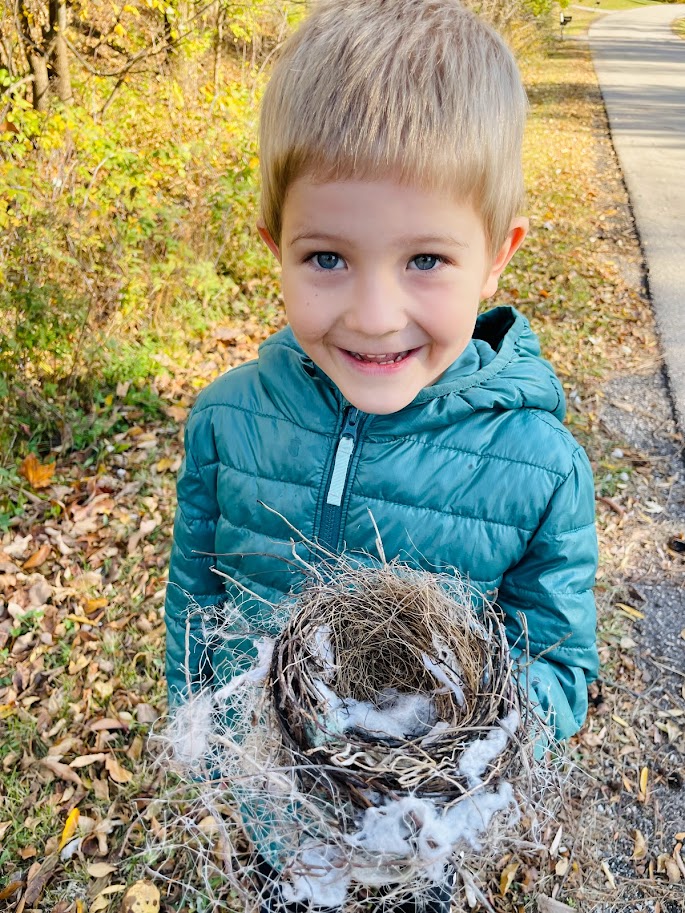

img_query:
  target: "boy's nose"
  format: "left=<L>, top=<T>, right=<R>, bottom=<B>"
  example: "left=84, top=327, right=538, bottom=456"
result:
left=343, top=275, right=408, bottom=338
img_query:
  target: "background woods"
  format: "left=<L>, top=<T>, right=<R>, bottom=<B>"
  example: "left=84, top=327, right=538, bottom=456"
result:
left=0, top=0, right=556, bottom=462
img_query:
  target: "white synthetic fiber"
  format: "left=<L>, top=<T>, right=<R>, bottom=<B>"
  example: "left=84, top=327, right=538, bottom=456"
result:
left=313, top=682, right=436, bottom=740
left=458, top=710, right=520, bottom=787
left=421, top=653, right=465, bottom=707
left=165, top=691, right=215, bottom=768
left=311, top=625, right=337, bottom=677
left=281, top=840, right=352, bottom=908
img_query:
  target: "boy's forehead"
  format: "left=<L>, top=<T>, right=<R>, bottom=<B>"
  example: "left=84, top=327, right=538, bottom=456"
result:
left=281, top=175, right=484, bottom=243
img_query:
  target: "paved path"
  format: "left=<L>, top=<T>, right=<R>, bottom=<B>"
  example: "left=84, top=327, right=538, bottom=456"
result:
left=589, top=5, right=685, bottom=434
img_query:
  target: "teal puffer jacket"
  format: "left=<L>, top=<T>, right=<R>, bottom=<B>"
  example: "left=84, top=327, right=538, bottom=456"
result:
left=165, top=306, right=598, bottom=740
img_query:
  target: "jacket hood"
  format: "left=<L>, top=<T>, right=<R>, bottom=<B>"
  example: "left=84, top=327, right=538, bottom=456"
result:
left=257, top=306, right=565, bottom=431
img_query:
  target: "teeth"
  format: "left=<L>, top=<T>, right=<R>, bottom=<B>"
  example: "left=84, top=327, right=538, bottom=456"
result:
left=351, top=351, right=410, bottom=364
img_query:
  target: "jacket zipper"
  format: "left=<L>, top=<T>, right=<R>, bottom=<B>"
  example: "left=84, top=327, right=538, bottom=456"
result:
left=319, top=407, right=364, bottom=549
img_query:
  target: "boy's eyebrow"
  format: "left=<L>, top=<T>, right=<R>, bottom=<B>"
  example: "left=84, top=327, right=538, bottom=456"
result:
left=288, top=230, right=469, bottom=249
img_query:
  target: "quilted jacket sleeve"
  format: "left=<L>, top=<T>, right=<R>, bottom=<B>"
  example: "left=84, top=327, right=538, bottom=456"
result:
left=164, top=423, right=224, bottom=708
left=497, top=444, right=598, bottom=741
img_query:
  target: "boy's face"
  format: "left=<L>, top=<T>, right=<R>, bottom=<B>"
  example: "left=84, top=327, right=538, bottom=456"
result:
left=260, top=177, right=527, bottom=415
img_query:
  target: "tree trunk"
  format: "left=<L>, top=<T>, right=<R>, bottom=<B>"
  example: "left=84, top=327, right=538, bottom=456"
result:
left=49, top=0, right=72, bottom=103
left=18, top=0, right=51, bottom=110
left=213, top=3, right=223, bottom=97
left=29, top=50, right=50, bottom=111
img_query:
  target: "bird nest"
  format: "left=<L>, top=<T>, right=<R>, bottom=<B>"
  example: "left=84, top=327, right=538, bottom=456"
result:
left=154, top=557, right=558, bottom=912
left=271, top=563, right=524, bottom=805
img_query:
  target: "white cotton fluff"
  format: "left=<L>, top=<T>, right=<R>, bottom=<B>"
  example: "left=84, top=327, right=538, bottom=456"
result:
left=442, top=782, right=517, bottom=850
left=345, top=796, right=432, bottom=859
left=281, top=841, right=351, bottom=909
left=214, top=637, right=275, bottom=702
left=169, top=692, right=215, bottom=767
left=312, top=684, right=436, bottom=740
left=457, top=710, right=520, bottom=787
left=311, top=625, right=337, bottom=677
left=344, top=782, right=517, bottom=887
left=421, top=653, right=465, bottom=707
left=420, top=720, right=451, bottom=746
left=342, top=690, right=436, bottom=740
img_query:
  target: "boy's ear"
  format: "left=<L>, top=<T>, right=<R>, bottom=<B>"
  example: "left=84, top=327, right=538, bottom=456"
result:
left=480, top=217, right=529, bottom=300
left=257, top=220, right=282, bottom=262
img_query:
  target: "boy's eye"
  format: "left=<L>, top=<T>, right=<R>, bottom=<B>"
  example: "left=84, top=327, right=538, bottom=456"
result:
left=410, top=254, right=442, bottom=271
left=312, top=252, right=344, bottom=270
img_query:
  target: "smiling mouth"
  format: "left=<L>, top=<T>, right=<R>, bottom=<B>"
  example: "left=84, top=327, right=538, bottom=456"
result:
left=347, top=350, right=413, bottom=364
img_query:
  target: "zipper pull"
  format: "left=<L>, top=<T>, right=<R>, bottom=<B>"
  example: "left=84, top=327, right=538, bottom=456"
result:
left=325, top=408, right=360, bottom=507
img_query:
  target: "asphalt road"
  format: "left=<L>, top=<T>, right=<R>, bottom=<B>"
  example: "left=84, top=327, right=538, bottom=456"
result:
left=589, top=5, right=685, bottom=435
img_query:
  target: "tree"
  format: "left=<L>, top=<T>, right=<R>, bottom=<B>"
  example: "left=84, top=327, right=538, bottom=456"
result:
left=16, top=0, right=72, bottom=110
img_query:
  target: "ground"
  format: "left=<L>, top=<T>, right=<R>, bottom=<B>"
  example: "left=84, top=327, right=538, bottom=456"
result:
left=1, top=19, right=684, bottom=913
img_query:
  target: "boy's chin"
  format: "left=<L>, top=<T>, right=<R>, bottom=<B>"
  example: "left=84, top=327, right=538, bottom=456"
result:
left=338, top=387, right=419, bottom=416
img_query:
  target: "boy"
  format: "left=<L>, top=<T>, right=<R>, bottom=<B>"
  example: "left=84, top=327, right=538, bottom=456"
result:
left=165, top=0, right=598, bottom=908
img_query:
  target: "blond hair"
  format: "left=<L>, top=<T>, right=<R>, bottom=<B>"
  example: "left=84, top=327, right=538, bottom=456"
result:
left=259, top=0, right=527, bottom=253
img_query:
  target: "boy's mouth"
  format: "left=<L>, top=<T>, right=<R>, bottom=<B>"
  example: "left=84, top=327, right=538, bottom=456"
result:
left=347, top=350, right=413, bottom=365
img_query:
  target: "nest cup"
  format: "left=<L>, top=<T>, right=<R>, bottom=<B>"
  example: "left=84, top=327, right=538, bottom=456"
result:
left=271, top=563, right=524, bottom=806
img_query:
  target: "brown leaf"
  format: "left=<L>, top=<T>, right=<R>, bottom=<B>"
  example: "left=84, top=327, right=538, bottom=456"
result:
left=70, top=753, right=107, bottom=768
left=90, top=717, right=128, bottom=732
left=121, top=880, right=160, bottom=913
left=87, top=861, right=117, bottom=877
left=22, top=544, right=52, bottom=570
left=632, top=829, right=647, bottom=860
left=165, top=404, right=188, bottom=422
left=105, top=755, right=133, bottom=784
left=500, top=861, right=518, bottom=896
left=0, top=881, right=23, bottom=901
left=22, top=853, right=59, bottom=906
left=537, top=896, right=575, bottom=912
left=19, top=454, right=56, bottom=490
left=40, top=758, right=83, bottom=787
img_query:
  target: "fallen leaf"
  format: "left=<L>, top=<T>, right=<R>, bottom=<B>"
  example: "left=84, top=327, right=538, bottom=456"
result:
left=58, top=808, right=80, bottom=850
left=88, top=884, right=126, bottom=909
left=0, top=820, right=11, bottom=842
left=19, top=454, right=55, bottom=490
left=22, top=543, right=52, bottom=570
left=500, top=861, right=518, bottom=895
left=90, top=718, right=127, bottom=732
left=615, top=602, right=645, bottom=620
left=0, top=881, right=23, bottom=901
left=537, top=896, right=575, bottom=912
left=70, top=753, right=107, bottom=768
left=87, top=861, right=117, bottom=877
left=632, top=829, right=647, bottom=860
left=555, top=857, right=569, bottom=876
left=121, top=881, right=160, bottom=912
left=22, top=853, right=59, bottom=906
left=638, top=766, right=648, bottom=801
left=601, top=860, right=617, bottom=890
left=40, top=758, right=83, bottom=787
left=105, top=755, right=133, bottom=784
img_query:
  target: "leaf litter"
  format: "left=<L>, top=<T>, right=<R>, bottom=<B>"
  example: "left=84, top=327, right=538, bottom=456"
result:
left=1, top=40, right=684, bottom=913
